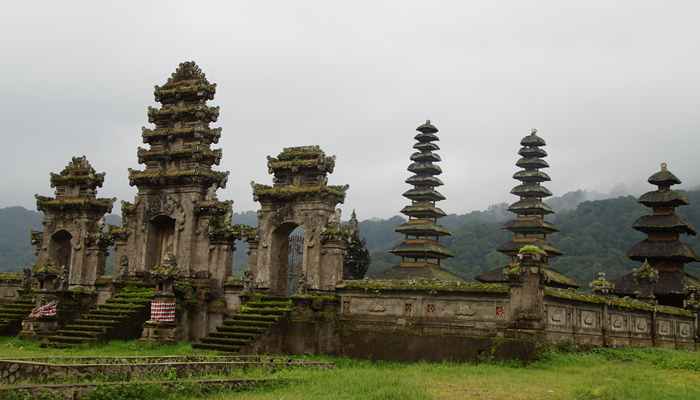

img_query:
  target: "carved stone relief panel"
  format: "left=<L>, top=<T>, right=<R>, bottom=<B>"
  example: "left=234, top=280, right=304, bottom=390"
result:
left=580, top=310, right=599, bottom=329
left=678, top=322, right=692, bottom=338
left=633, top=317, right=649, bottom=334
left=349, top=297, right=404, bottom=317
left=610, top=314, right=627, bottom=332
left=657, top=319, right=672, bottom=336
left=548, top=306, right=567, bottom=326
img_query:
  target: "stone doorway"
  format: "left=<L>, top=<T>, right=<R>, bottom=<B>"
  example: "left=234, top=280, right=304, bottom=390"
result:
left=49, top=230, right=72, bottom=269
left=146, top=215, right=176, bottom=268
left=270, top=223, right=305, bottom=296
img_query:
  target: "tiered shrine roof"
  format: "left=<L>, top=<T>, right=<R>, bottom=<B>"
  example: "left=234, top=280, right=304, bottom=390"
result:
left=129, top=61, right=228, bottom=190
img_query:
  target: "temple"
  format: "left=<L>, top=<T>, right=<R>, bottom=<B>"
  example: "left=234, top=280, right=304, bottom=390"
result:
left=477, top=129, right=577, bottom=288
left=381, top=120, right=457, bottom=280
left=0, top=61, right=698, bottom=360
left=612, top=163, right=700, bottom=307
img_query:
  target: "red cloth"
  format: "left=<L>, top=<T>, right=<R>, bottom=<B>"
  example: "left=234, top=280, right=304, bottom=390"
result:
left=151, top=300, right=176, bottom=322
left=29, top=301, right=57, bottom=318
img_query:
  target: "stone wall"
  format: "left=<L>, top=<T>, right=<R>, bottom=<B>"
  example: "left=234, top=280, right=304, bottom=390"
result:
left=544, top=292, right=697, bottom=349
left=0, top=279, right=21, bottom=303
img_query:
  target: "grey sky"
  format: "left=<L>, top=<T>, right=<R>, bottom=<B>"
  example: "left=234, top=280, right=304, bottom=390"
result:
left=1, top=1, right=699, bottom=218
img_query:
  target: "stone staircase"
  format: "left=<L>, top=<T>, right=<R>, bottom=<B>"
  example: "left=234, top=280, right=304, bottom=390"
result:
left=193, top=296, right=292, bottom=353
left=0, top=296, right=35, bottom=335
left=45, top=286, right=155, bottom=348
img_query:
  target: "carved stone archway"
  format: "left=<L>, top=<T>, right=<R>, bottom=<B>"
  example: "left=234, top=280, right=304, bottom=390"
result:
left=249, top=146, right=349, bottom=295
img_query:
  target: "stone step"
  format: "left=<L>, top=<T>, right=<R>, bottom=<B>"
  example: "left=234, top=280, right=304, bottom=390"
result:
left=240, top=307, right=290, bottom=315
left=64, top=324, right=107, bottom=332
left=87, top=311, right=132, bottom=318
left=55, top=329, right=101, bottom=338
left=0, top=311, right=27, bottom=319
left=209, top=332, right=257, bottom=340
left=97, top=303, right=145, bottom=311
left=106, top=298, right=151, bottom=306
left=47, top=335, right=97, bottom=344
left=1, top=304, right=35, bottom=311
left=230, top=314, right=280, bottom=322
left=200, top=337, right=252, bottom=346
left=217, top=325, right=268, bottom=334
left=74, top=318, right=120, bottom=325
left=192, top=343, right=241, bottom=353
left=224, top=319, right=275, bottom=328
left=245, top=300, right=293, bottom=308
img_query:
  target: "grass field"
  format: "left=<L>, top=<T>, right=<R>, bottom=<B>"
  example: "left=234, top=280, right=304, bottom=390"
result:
left=1, top=338, right=699, bottom=400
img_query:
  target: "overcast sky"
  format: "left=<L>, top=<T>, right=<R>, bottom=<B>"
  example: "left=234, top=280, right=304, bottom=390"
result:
left=1, top=1, right=699, bottom=219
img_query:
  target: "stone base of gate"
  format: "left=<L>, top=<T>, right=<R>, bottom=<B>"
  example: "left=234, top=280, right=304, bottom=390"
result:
left=140, top=321, right=180, bottom=344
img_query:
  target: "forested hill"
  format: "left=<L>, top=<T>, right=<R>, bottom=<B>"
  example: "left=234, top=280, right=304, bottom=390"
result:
left=2, top=190, right=700, bottom=286
left=365, top=191, right=700, bottom=285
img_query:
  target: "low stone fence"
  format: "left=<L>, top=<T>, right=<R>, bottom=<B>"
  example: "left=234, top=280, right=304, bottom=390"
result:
left=0, top=378, right=283, bottom=400
left=544, top=288, right=697, bottom=349
left=0, top=356, right=334, bottom=385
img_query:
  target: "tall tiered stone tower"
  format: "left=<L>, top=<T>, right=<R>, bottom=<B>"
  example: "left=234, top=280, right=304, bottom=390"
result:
left=613, top=163, right=699, bottom=307
left=381, top=120, right=457, bottom=280
left=33, top=156, right=115, bottom=288
left=114, top=61, right=238, bottom=285
left=477, top=129, right=576, bottom=288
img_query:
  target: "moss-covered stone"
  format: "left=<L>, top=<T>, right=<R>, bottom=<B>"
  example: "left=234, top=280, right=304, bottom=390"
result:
left=338, top=279, right=509, bottom=294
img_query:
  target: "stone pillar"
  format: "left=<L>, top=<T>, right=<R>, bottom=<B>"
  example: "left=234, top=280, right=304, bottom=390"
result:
left=319, top=239, right=347, bottom=291
left=506, top=253, right=545, bottom=331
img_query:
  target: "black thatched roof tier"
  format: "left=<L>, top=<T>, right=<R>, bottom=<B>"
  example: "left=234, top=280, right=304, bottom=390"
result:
left=632, top=214, right=697, bottom=235
left=414, top=132, right=439, bottom=143
left=413, top=142, right=440, bottom=151
left=390, top=239, right=454, bottom=259
left=648, top=163, right=681, bottom=187
left=511, top=184, right=553, bottom=198
left=407, top=162, right=442, bottom=176
left=395, top=219, right=451, bottom=237
left=638, top=190, right=689, bottom=207
left=410, top=151, right=441, bottom=163
left=508, top=198, right=554, bottom=215
left=612, top=269, right=700, bottom=296
left=400, top=203, right=447, bottom=219
left=513, top=170, right=551, bottom=183
left=416, top=120, right=438, bottom=133
left=520, top=131, right=546, bottom=147
left=627, top=239, right=699, bottom=262
left=402, top=188, right=446, bottom=202
left=405, top=175, right=444, bottom=187
left=516, top=157, right=549, bottom=170
left=503, top=218, right=558, bottom=234
left=476, top=266, right=578, bottom=289
left=518, top=146, right=547, bottom=158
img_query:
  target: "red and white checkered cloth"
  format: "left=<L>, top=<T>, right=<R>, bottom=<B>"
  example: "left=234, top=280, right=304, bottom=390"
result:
left=29, top=301, right=57, bottom=318
left=150, top=300, right=176, bottom=323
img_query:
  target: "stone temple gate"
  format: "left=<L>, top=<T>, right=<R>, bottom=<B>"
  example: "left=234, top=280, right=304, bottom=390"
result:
left=248, top=146, right=349, bottom=295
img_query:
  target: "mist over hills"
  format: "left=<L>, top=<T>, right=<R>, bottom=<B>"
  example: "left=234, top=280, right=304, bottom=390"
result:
left=2, top=189, right=699, bottom=287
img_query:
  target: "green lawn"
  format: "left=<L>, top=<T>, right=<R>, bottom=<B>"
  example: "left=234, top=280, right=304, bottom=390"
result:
left=1, top=338, right=699, bottom=400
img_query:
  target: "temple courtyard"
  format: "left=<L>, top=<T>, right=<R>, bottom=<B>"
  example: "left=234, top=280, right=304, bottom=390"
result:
left=0, top=337, right=698, bottom=400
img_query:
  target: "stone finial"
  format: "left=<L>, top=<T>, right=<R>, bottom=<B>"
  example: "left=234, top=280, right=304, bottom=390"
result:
left=661, top=162, right=668, bottom=171
left=590, top=272, right=614, bottom=295
left=530, top=128, right=538, bottom=135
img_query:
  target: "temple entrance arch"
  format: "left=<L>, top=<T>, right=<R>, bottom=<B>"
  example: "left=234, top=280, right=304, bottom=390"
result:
left=49, top=230, right=73, bottom=269
left=249, top=146, right=350, bottom=295
left=146, top=215, right=176, bottom=268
